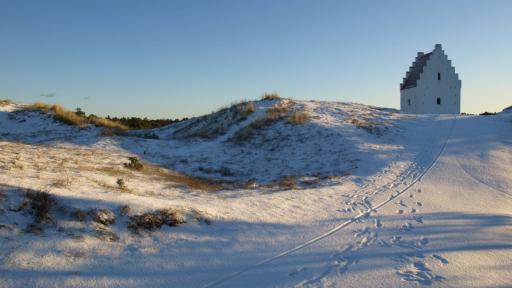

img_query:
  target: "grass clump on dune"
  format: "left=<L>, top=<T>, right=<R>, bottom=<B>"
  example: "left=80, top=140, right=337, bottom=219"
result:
left=288, top=111, right=310, bottom=124
left=261, top=92, right=281, bottom=101
left=230, top=100, right=291, bottom=143
left=0, top=99, right=14, bottom=106
left=24, top=102, right=128, bottom=130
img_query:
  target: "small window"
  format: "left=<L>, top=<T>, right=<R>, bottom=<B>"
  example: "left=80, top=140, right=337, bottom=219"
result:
left=438, top=73, right=441, bottom=80
left=407, top=99, right=411, bottom=106
left=437, top=98, right=441, bottom=105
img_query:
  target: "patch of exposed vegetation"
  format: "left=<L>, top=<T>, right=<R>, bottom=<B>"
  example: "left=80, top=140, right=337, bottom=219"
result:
left=104, top=116, right=184, bottom=130
left=24, top=102, right=128, bottom=129
left=288, top=111, right=310, bottom=124
left=192, top=209, right=212, bottom=225
left=128, top=208, right=185, bottom=232
left=272, top=176, right=298, bottom=190
left=144, top=165, right=227, bottom=191
left=349, top=117, right=383, bottom=135
left=91, top=208, right=116, bottom=226
left=124, top=157, right=143, bottom=171
left=230, top=100, right=292, bottom=143
left=261, top=92, right=281, bottom=101
left=25, top=190, right=54, bottom=224
left=479, top=111, right=496, bottom=116
left=0, top=99, right=13, bottom=106
left=172, top=100, right=256, bottom=139
left=117, top=178, right=128, bottom=191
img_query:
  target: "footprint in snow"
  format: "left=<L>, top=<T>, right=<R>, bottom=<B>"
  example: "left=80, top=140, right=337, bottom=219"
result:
left=432, top=254, right=449, bottom=264
left=374, top=217, right=382, bottom=228
left=410, top=208, right=417, bottom=214
left=289, top=266, right=308, bottom=276
left=397, top=209, right=404, bottom=214
left=396, top=199, right=407, bottom=207
left=397, top=261, right=444, bottom=285
left=416, top=202, right=423, bottom=207
left=413, top=215, right=423, bottom=223
left=400, top=223, right=413, bottom=232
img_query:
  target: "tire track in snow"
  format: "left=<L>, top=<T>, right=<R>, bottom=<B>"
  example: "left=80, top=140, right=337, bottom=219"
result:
left=202, top=116, right=457, bottom=288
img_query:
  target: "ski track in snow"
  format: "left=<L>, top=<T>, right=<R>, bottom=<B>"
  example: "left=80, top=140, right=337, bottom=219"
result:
left=203, top=116, right=456, bottom=288
left=456, top=160, right=512, bottom=198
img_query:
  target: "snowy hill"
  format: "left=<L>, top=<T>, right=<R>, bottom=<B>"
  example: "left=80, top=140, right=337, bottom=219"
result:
left=0, top=99, right=511, bottom=287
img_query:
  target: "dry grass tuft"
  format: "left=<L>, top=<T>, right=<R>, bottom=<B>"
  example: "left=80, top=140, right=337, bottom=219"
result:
left=236, top=101, right=255, bottom=117
left=192, top=209, right=212, bottom=225
left=230, top=100, right=291, bottom=143
left=0, top=99, right=13, bottom=106
left=145, top=165, right=226, bottom=191
left=261, top=92, right=281, bottom=101
left=288, top=111, right=310, bottom=124
left=52, top=105, right=89, bottom=127
left=89, top=116, right=128, bottom=130
left=349, top=118, right=381, bottom=135
left=273, top=176, right=298, bottom=190
left=24, top=102, right=128, bottom=130
left=99, top=128, right=125, bottom=137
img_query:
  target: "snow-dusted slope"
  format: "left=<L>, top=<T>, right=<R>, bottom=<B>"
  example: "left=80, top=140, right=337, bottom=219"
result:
left=1, top=99, right=511, bottom=288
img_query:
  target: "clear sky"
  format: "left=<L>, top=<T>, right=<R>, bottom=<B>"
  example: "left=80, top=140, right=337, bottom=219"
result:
left=1, top=0, right=511, bottom=118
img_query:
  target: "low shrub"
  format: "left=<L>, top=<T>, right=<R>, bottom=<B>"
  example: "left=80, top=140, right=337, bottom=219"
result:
left=128, top=208, right=185, bottom=232
left=479, top=111, right=496, bottom=116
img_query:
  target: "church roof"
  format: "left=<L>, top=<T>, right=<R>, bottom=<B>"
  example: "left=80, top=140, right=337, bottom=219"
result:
left=401, top=52, right=432, bottom=90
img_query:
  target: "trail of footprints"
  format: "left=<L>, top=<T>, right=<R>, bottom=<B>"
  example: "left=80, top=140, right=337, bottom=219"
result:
left=292, top=187, right=449, bottom=287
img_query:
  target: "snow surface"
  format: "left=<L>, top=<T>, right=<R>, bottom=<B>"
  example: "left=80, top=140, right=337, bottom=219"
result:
left=0, top=100, right=511, bottom=287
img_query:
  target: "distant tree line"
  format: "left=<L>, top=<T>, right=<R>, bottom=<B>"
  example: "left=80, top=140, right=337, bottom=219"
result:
left=75, top=108, right=186, bottom=130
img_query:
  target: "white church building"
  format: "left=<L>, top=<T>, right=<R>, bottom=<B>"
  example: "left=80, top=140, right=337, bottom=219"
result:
left=400, top=44, right=461, bottom=114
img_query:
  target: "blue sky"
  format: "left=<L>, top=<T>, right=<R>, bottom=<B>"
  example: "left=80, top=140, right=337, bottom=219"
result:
left=1, top=0, right=511, bottom=118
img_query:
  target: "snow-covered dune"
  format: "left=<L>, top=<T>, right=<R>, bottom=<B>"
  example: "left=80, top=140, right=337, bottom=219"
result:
left=0, top=99, right=511, bottom=287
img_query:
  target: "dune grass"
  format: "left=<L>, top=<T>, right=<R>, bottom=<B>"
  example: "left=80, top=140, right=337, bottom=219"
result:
left=24, top=102, right=128, bottom=130
left=261, top=92, right=281, bottom=101
left=288, top=111, right=310, bottom=124
left=0, top=99, right=14, bottom=107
